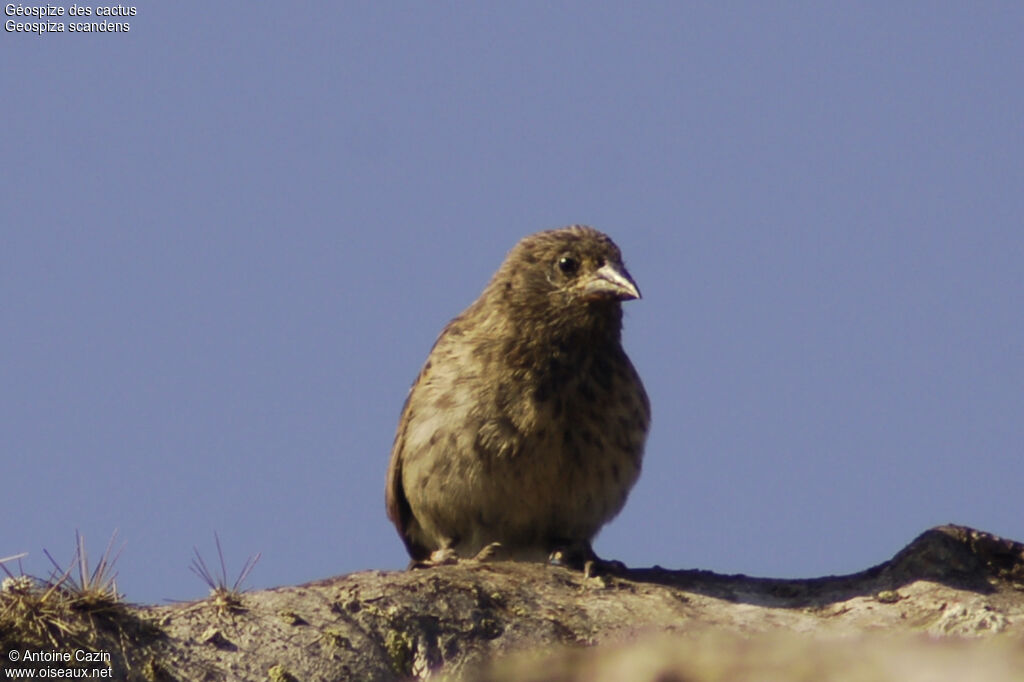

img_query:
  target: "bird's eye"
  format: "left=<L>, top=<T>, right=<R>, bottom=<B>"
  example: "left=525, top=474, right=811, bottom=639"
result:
left=557, top=256, right=579, bottom=275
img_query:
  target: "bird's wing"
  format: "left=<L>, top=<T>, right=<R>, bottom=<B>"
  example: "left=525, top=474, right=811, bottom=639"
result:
left=386, top=400, right=414, bottom=552
left=385, top=369, right=434, bottom=561
left=385, top=315, right=475, bottom=561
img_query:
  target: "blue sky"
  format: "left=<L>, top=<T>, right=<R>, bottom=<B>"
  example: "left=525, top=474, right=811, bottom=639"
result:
left=2, top=4, right=1022, bottom=604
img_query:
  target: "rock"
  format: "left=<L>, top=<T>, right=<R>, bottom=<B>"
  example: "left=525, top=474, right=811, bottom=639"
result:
left=1, top=525, right=1022, bottom=680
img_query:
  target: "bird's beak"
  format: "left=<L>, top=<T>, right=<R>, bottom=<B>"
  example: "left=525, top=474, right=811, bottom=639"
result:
left=582, top=263, right=641, bottom=301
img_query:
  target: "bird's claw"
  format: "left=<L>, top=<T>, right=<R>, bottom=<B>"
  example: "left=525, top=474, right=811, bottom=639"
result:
left=549, top=543, right=627, bottom=577
left=408, top=547, right=459, bottom=569
left=472, top=542, right=503, bottom=562
left=408, top=543, right=503, bottom=570
left=583, top=557, right=627, bottom=578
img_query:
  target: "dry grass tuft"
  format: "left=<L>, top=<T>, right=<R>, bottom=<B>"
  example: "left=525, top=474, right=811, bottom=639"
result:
left=190, top=533, right=261, bottom=615
left=44, top=529, right=124, bottom=612
left=1, top=551, right=81, bottom=649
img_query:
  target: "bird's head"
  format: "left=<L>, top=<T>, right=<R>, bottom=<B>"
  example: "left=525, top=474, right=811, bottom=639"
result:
left=486, top=226, right=640, bottom=337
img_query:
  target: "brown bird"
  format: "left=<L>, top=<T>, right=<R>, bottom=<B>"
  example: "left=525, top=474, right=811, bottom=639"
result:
left=386, top=225, right=650, bottom=570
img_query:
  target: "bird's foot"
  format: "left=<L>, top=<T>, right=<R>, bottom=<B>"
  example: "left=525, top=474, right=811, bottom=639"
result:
left=581, top=557, right=628, bottom=578
left=472, top=542, right=503, bottom=562
left=408, top=542, right=503, bottom=569
left=548, top=541, right=627, bottom=577
left=428, top=547, right=461, bottom=565
left=408, top=546, right=459, bottom=569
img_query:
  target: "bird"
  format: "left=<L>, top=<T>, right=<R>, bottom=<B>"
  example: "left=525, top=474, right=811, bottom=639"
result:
left=385, top=225, right=650, bottom=571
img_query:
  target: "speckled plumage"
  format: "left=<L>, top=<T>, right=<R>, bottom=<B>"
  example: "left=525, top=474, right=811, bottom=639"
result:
left=386, top=226, right=650, bottom=565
